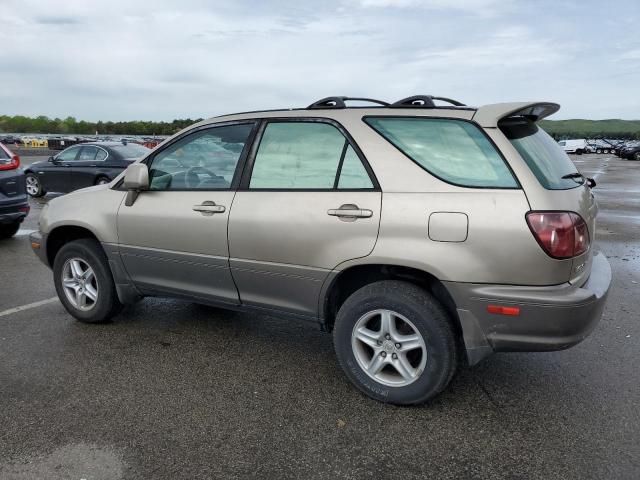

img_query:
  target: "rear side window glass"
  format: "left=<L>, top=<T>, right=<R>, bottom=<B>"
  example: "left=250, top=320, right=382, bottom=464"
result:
left=79, top=146, right=98, bottom=161
left=338, top=146, right=373, bottom=189
left=500, top=119, right=582, bottom=190
left=365, top=117, right=518, bottom=188
left=250, top=122, right=370, bottom=189
left=95, top=148, right=108, bottom=161
left=0, top=147, right=8, bottom=159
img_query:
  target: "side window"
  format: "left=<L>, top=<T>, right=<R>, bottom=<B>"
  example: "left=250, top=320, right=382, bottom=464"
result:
left=95, top=148, right=108, bottom=161
left=365, top=117, right=518, bottom=188
left=338, top=146, right=373, bottom=189
left=148, top=123, right=254, bottom=191
left=78, top=146, right=98, bottom=161
left=56, top=146, right=81, bottom=162
left=249, top=122, right=374, bottom=190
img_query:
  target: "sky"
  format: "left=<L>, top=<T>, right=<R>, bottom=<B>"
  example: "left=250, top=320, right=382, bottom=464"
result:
left=1, top=0, right=639, bottom=121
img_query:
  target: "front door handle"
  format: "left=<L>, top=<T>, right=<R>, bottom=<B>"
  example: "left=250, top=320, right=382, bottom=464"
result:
left=193, top=201, right=226, bottom=216
left=327, top=204, right=373, bottom=220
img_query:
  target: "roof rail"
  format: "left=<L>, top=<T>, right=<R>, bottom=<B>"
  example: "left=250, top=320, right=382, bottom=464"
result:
left=307, top=96, right=390, bottom=109
left=390, top=95, right=467, bottom=108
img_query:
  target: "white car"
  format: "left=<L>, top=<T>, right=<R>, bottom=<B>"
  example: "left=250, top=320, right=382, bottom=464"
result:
left=558, top=139, right=589, bottom=154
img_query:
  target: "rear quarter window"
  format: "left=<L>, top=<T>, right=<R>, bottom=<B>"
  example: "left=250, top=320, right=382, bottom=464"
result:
left=364, top=117, right=518, bottom=188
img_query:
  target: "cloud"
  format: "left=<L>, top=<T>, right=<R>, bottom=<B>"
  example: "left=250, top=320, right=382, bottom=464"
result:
left=0, top=0, right=638, bottom=120
left=33, top=15, right=82, bottom=25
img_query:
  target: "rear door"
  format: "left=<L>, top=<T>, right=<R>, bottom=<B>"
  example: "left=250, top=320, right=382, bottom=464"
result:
left=71, top=145, right=108, bottom=189
left=228, top=119, right=381, bottom=317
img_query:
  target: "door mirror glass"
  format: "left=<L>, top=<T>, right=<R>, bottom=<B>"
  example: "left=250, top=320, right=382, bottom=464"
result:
left=48, top=156, right=55, bottom=163
left=124, top=163, right=149, bottom=191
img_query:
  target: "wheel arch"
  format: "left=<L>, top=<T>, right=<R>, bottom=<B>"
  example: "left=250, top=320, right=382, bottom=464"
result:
left=46, top=224, right=101, bottom=267
left=321, top=263, right=463, bottom=345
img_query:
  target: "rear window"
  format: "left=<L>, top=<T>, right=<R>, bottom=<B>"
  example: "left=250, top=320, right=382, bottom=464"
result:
left=500, top=119, right=582, bottom=190
left=365, top=117, right=518, bottom=188
left=110, top=143, right=150, bottom=159
left=0, top=146, right=9, bottom=159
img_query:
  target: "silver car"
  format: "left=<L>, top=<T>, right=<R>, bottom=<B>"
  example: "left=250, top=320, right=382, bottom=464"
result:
left=31, top=95, right=611, bottom=405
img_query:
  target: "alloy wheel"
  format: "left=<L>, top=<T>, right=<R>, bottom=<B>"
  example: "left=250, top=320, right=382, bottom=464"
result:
left=61, top=257, right=99, bottom=311
left=26, top=175, right=40, bottom=196
left=351, top=309, right=428, bottom=387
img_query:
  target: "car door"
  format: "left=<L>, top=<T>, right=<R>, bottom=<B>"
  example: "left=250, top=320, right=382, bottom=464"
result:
left=228, top=119, right=382, bottom=317
left=39, top=145, right=80, bottom=192
left=70, top=145, right=108, bottom=189
left=116, top=122, right=257, bottom=304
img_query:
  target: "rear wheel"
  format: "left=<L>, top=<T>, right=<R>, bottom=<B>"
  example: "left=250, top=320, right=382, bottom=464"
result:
left=95, top=176, right=110, bottom=185
left=0, top=221, right=21, bottom=239
left=53, top=238, right=123, bottom=323
left=634, top=152, right=640, bottom=161
left=25, top=173, right=45, bottom=197
left=333, top=280, right=457, bottom=405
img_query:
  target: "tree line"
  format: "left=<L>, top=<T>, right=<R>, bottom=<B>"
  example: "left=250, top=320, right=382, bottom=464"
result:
left=1, top=114, right=640, bottom=139
left=0, top=115, right=203, bottom=136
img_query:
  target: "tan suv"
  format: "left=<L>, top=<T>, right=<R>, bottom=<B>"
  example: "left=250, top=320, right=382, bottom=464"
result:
left=31, top=96, right=611, bottom=405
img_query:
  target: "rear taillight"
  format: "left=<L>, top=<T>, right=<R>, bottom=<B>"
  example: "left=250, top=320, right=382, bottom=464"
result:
left=0, top=154, right=20, bottom=171
left=526, top=211, right=590, bottom=259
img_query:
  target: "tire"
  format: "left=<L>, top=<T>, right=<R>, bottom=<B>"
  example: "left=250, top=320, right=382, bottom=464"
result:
left=25, top=173, right=46, bottom=197
left=0, top=221, right=21, bottom=239
left=333, top=280, right=458, bottom=405
left=596, top=149, right=602, bottom=154
left=575, top=149, right=582, bottom=155
left=95, top=176, right=110, bottom=185
left=634, top=152, right=640, bottom=161
left=53, top=238, right=123, bottom=323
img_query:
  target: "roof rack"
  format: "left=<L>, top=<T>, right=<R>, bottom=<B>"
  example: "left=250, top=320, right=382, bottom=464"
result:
left=307, top=96, right=390, bottom=109
left=390, top=95, right=466, bottom=108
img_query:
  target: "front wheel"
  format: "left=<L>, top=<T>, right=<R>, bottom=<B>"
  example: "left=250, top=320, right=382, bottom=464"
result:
left=0, top=221, right=21, bottom=239
left=634, top=152, right=640, bottom=161
left=25, top=173, right=46, bottom=197
left=95, top=176, right=110, bottom=185
left=53, top=238, right=123, bottom=323
left=333, top=280, right=458, bottom=405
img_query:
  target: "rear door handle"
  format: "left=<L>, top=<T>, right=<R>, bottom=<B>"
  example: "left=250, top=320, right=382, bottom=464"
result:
left=193, top=201, right=226, bottom=215
left=327, top=204, right=373, bottom=219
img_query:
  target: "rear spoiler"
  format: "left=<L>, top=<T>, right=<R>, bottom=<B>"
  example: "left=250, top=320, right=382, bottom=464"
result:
left=472, top=102, right=560, bottom=128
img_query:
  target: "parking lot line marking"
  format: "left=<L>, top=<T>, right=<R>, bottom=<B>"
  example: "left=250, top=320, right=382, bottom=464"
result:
left=0, top=297, right=59, bottom=318
left=15, top=229, right=37, bottom=237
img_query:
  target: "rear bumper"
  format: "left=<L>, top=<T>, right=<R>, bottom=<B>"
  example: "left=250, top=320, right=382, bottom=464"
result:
left=445, top=252, right=612, bottom=365
left=0, top=201, right=29, bottom=224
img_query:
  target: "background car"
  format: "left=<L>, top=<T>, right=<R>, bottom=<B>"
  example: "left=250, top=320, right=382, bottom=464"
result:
left=23, top=141, right=150, bottom=197
left=0, top=142, right=29, bottom=238
left=619, top=142, right=640, bottom=160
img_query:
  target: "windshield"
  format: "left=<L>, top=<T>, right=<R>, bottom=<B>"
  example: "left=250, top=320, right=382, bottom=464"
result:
left=111, top=143, right=150, bottom=159
left=500, top=118, right=582, bottom=190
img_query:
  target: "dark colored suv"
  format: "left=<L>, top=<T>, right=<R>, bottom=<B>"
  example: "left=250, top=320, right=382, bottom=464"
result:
left=0, top=143, right=29, bottom=238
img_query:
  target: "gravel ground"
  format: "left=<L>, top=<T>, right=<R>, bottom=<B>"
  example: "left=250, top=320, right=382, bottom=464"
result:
left=0, top=154, right=638, bottom=479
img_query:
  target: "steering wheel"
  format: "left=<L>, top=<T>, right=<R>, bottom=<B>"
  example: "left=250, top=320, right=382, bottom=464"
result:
left=186, top=166, right=218, bottom=189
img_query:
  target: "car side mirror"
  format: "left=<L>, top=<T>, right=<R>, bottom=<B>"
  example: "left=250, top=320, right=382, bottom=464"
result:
left=48, top=156, right=55, bottom=163
left=123, top=163, right=149, bottom=206
left=587, top=177, right=596, bottom=188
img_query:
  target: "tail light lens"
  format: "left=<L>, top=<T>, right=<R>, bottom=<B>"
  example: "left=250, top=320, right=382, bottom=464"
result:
left=526, top=211, right=590, bottom=259
left=0, top=154, right=20, bottom=171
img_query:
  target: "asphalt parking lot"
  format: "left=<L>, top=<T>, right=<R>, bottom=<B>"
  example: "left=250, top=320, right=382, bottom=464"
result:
left=0, top=154, right=638, bottom=479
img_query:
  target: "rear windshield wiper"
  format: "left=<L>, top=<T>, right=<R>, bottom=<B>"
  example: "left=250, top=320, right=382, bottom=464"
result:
left=562, top=172, right=596, bottom=188
left=561, top=172, right=584, bottom=180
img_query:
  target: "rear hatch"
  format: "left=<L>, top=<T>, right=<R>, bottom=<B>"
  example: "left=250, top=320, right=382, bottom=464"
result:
left=498, top=117, right=597, bottom=286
